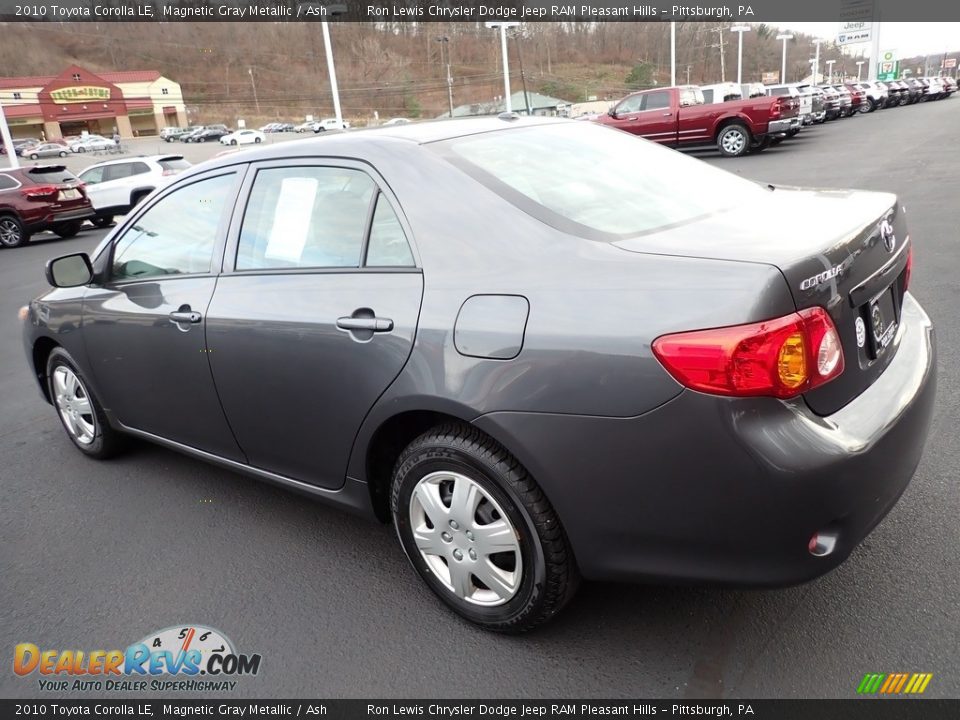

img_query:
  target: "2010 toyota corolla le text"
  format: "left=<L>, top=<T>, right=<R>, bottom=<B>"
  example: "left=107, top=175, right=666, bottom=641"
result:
left=21, top=118, right=936, bottom=632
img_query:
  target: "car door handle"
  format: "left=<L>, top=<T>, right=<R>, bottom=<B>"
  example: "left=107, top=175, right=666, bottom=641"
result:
left=662, top=112, right=673, bottom=116
left=336, top=316, right=393, bottom=332
left=169, top=310, right=202, bottom=324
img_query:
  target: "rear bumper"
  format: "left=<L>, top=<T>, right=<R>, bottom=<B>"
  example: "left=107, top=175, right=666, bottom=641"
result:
left=23, top=206, right=95, bottom=231
left=474, top=293, right=936, bottom=586
left=768, top=118, right=798, bottom=134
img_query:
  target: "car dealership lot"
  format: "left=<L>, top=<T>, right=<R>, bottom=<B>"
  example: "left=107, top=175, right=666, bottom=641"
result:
left=1, top=100, right=958, bottom=698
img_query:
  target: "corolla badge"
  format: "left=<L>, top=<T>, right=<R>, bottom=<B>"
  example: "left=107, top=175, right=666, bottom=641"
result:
left=880, top=219, right=896, bottom=253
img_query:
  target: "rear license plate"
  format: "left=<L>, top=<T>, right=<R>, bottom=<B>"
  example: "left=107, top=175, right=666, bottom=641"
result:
left=868, top=288, right=898, bottom=357
left=58, top=188, right=80, bottom=200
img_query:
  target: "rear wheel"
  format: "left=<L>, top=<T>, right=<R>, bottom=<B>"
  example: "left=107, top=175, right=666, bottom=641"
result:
left=860, top=98, right=874, bottom=113
left=750, top=136, right=772, bottom=153
left=231, top=139, right=237, bottom=146
left=47, top=348, right=123, bottom=459
left=716, top=123, right=751, bottom=157
left=53, top=221, right=82, bottom=239
left=92, top=215, right=114, bottom=229
left=254, top=137, right=262, bottom=143
left=77, top=146, right=86, bottom=153
left=29, top=153, right=39, bottom=160
left=391, top=424, right=579, bottom=633
left=0, top=215, right=28, bottom=248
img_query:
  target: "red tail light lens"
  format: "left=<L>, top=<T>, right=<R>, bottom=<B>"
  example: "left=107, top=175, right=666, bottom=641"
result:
left=904, top=242, right=913, bottom=292
left=652, top=307, right=845, bottom=399
left=770, top=100, right=783, bottom=120
left=21, top=184, right=59, bottom=199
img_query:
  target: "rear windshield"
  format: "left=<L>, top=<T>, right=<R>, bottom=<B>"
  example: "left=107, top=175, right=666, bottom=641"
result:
left=435, top=122, right=765, bottom=239
left=25, top=166, right=78, bottom=184
left=158, top=158, right=191, bottom=172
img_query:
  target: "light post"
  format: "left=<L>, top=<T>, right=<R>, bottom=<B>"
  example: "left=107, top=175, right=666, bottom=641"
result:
left=320, top=4, right=348, bottom=127
left=731, top=25, right=751, bottom=85
left=857, top=60, right=865, bottom=80
left=435, top=36, right=454, bottom=117
left=0, top=97, right=19, bottom=169
left=670, top=21, right=676, bottom=86
left=812, top=38, right=821, bottom=83
left=485, top=21, right=520, bottom=112
left=776, top=33, right=793, bottom=83
left=826, top=60, right=836, bottom=84
left=247, top=68, right=260, bottom=114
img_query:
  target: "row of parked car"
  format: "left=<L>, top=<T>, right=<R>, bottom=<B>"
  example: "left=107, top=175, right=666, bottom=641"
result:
left=0, top=152, right=193, bottom=248
left=0, top=134, right=121, bottom=159
left=593, top=75, right=956, bottom=157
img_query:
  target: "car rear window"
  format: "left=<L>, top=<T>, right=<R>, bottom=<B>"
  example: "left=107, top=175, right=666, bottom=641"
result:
left=159, top=158, right=191, bottom=172
left=436, top=122, right=765, bottom=239
left=25, top=166, right=78, bottom=184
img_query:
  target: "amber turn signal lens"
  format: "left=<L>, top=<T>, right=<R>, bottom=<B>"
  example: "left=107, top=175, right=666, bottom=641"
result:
left=777, top=333, right=807, bottom=389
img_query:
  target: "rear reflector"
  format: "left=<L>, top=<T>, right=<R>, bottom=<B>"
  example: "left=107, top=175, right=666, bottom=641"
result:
left=652, top=307, right=845, bottom=399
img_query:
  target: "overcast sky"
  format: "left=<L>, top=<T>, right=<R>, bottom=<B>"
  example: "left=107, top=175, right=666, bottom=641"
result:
left=776, top=22, right=960, bottom=58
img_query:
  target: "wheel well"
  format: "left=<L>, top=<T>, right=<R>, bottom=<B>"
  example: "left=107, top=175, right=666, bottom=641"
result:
left=365, top=410, right=470, bottom=522
left=129, top=188, right=153, bottom=206
left=716, top=117, right=750, bottom=139
left=32, top=337, right=59, bottom=403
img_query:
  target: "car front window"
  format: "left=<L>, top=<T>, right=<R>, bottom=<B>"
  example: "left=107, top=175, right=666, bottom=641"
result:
left=438, top=122, right=765, bottom=239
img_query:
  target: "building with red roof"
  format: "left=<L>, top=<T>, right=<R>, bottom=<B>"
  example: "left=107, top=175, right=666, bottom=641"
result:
left=0, top=65, right=186, bottom=140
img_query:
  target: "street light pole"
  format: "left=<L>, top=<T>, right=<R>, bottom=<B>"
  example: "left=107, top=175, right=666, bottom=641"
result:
left=436, top=36, right=454, bottom=117
left=0, top=98, right=19, bottom=169
left=776, top=33, right=793, bottom=83
left=670, top=21, right=676, bottom=86
left=812, top=38, right=821, bottom=83
left=857, top=60, right=865, bottom=80
left=321, top=21, right=343, bottom=126
left=731, top=25, right=751, bottom=85
left=486, top=21, right=519, bottom=113
left=826, top=60, right=836, bottom=83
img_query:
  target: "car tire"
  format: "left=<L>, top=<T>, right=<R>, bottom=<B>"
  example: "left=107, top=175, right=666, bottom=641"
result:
left=53, top=221, right=82, bottom=239
left=29, top=153, right=39, bottom=160
left=198, top=137, right=206, bottom=143
left=391, top=423, right=579, bottom=633
left=750, top=136, right=772, bottom=153
left=46, top=347, right=124, bottom=459
left=230, top=139, right=237, bottom=145
left=92, top=215, right=114, bottom=229
left=0, top=214, right=28, bottom=248
left=77, top=146, right=86, bottom=153
left=59, top=151, right=68, bottom=157
left=255, top=137, right=261, bottom=143
left=716, top=123, right=751, bottom=158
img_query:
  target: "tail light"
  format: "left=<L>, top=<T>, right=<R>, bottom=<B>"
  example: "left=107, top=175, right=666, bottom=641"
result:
left=904, top=242, right=913, bottom=292
left=652, top=307, right=845, bottom=399
left=770, top=99, right=783, bottom=120
left=162, top=169, right=175, bottom=176
left=21, top=184, right=59, bottom=199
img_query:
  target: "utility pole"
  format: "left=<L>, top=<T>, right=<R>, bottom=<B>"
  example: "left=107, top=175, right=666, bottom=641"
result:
left=731, top=25, right=751, bottom=85
left=857, top=60, right=865, bottom=80
left=670, top=21, right=676, bottom=86
left=826, top=59, right=836, bottom=83
left=812, top=38, right=821, bottom=83
left=248, top=68, right=260, bottom=114
left=686, top=65, right=693, bottom=84
left=512, top=29, right=532, bottom=115
left=711, top=25, right=727, bottom=82
left=776, top=33, right=793, bottom=83
left=436, top=36, right=454, bottom=117
left=0, top=97, right=19, bottom=169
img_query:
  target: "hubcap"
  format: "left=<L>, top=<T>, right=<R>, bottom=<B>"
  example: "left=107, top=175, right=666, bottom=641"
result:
left=0, top=218, right=21, bottom=246
left=52, top=366, right=96, bottom=445
left=409, top=471, right=522, bottom=606
left=722, top=130, right=746, bottom=154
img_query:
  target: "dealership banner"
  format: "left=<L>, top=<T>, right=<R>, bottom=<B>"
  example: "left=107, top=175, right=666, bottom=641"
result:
left=1, top=700, right=959, bottom=718
left=1, top=0, right=960, bottom=22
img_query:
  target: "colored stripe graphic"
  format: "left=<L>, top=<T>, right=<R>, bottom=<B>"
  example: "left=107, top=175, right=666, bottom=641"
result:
left=858, top=672, right=933, bottom=695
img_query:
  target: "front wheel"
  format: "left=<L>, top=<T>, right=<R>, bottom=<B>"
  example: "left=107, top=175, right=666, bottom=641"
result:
left=198, top=137, right=206, bottom=143
left=29, top=154, right=39, bottom=160
left=230, top=139, right=237, bottom=145
left=47, top=348, right=124, bottom=458
left=716, top=124, right=751, bottom=157
left=77, top=146, right=86, bottom=153
left=0, top=215, right=28, bottom=248
left=391, top=424, right=579, bottom=633
left=254, top=137, right=261, bottom=143
left=59, top=151, right=67, bottom=157
left=53, top=221, right=82, bottom=239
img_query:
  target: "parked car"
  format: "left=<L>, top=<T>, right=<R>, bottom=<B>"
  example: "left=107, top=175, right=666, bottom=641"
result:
left=220, top=129, right=265, bottom=146
left=923, top=77, right=946, bottom=100
left=739, top=83, right=768, bottom=99
left=595, top=85, right=797, bottom=156
left=766, top=84, right=814, bottom=125
left=77, top=155, right=191, bottom=228
left=294, top=122, right=316, bottom=133
left=941, top=76, right=958, bottom=96
left=843, top=83, right=867, bottom=112
left=70, top=136, right=116, bottom=153
left=0, top=164, right=94, bottom=247
left=3, top=138, right=38, bottom=155
left=700, top=82, right=743, bottom=104
left=162, top=127, right=192, bottom=142
left=23, top=118, right=936, bottom=632
left=312, top=118, right=351, bottom=132
left=857, top=81, right=889, bottom=112
left=179, top=127, right=206, bottom=143
left=797, top=85, right=827, bottom=122
left=23, top=143, right=71, bottom=160
left=260, top=123, right=282, bottom=133
left=881, top=81, right=907, bottom=107
left=821, top=85, right=851, bottom=117
left=382, top=117, right=412, bottom=126
left=191, top=126, right=231, bottom=143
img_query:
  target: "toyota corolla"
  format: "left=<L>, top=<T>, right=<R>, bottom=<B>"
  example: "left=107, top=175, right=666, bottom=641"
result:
left=21, top=118, right=936, bottom=632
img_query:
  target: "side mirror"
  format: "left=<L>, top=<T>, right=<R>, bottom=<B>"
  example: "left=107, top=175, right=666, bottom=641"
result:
left=45, top=253, right=93, bottom=288
left=608, top=107, right=618, bottom=118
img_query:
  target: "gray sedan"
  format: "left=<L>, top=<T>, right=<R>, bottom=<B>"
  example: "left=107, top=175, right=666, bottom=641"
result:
left=23, top=143, right=69, bottom=160
left=21, top=118, right=936, bottom=632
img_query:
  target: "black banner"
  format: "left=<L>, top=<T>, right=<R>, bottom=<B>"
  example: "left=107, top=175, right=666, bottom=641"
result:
left=0, top=0, right=959, bottom=23
left=1, top=700, right=959, bottom=719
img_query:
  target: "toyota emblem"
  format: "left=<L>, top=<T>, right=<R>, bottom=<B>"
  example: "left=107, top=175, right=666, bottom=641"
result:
left=880, top=220, right=896, bottom=253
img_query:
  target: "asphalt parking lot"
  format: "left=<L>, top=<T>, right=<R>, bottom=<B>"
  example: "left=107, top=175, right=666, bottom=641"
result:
left=1, top=101, right=958, bottom=699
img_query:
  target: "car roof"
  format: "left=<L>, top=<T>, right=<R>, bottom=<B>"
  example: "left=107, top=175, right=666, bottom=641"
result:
left=81, top=154, right=184, bottom=170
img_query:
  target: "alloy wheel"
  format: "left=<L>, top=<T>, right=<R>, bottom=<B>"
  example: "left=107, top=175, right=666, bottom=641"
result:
left=0, top=217, right=22, bottom=247
left=53, top=366, right=96, bottom=445
left=408, top=471, right=522, bottom=607
left=721, top=129, right=747, bottom=155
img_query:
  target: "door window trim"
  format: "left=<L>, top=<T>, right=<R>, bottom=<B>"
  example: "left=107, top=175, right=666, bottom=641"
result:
left=220, top=157, right=421, bottom=276
left=102, top=168, right=246, bottom=287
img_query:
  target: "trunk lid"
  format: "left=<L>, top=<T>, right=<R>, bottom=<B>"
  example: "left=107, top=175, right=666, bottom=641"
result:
left=614, top=187, right=911, bottom=415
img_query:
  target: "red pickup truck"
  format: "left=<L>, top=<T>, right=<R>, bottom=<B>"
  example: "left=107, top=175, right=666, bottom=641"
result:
left=594, top=85, right=797, bottom=157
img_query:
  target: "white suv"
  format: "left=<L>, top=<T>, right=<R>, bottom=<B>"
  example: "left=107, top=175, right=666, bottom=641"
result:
left=311, top=118, right=350, bottom=132
left=77, top=155, right=191, bottom=227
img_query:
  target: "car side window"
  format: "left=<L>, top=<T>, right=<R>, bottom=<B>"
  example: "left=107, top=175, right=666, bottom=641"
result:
left=617, top=95, right=642, bottom=114
left=365, top=194, right=414, bottom=267
left=130, top=162, right=150, bottom=176
left=111, top=173, right=234, bottom=281
left=0, top=174, right=17, bottom=191
left=103, top=164, right=134, bottom=182
left=236, top=166, right=375, bottom=270
left=79, top=167, right=104, bottom=185
left=643, top=91, right=671, bottom=111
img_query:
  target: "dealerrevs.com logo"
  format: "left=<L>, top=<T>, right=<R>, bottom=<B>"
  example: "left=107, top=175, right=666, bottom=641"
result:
left=14, top=625, right=261, bottom=692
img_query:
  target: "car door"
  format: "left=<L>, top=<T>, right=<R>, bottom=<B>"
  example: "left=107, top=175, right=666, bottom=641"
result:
left=205, top=160, right=423, bottom=489
left=85, top=163, right=134, bottom=209
left=635, top=90, right=677, bottom=144
left=81, top=168, right=247, bottom=461
left=605, top=94, right=644, bottom=134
